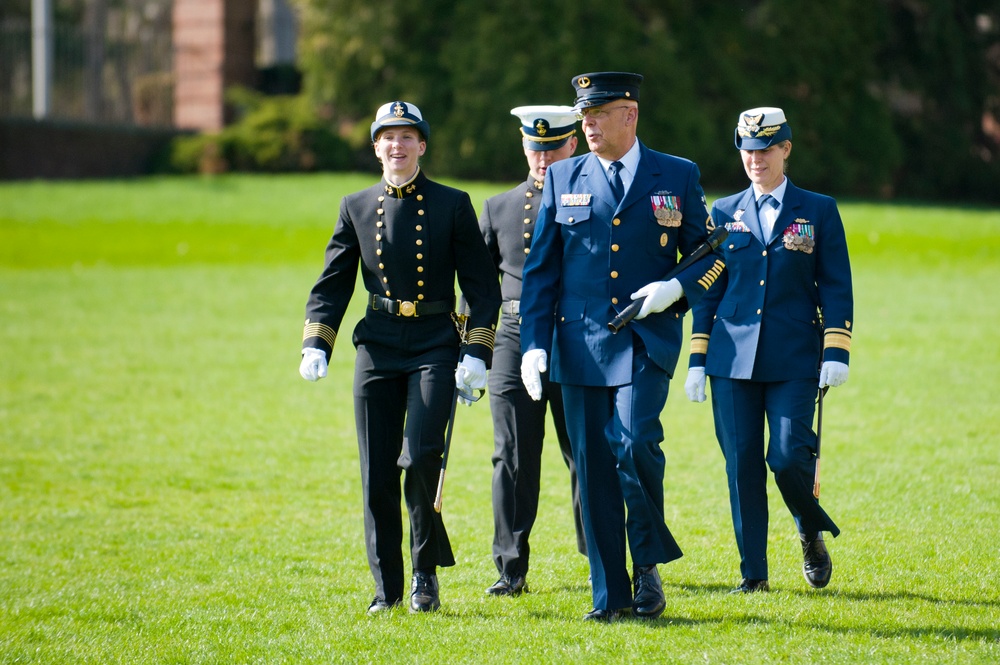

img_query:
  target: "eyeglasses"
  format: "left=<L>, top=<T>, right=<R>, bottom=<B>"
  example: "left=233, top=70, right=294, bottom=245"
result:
left=576, top=105, right=631, bottom=121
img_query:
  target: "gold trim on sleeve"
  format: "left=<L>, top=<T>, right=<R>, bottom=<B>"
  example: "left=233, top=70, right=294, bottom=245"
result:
left=303, top=320, right=337, bottom=348
left=690, top=333, right=710, bottom=355
left=697, top=259, right=726, bottom=291
left=824, top=328, right=852, bottom=353
left=465, top=327, right=496, bottom=351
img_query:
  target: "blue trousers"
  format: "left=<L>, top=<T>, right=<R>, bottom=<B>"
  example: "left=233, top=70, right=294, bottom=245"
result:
left=710, top=377, right=840, bottom=580
left=561, top=348, right=682, bottom=611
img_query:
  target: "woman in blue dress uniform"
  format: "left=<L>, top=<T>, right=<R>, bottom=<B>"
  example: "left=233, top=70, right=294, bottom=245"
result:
left=684, top=107, right=854, bottom=593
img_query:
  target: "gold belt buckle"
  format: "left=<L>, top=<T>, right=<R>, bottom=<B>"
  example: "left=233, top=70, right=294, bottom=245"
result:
left=398, top=300, right=417, bottom=317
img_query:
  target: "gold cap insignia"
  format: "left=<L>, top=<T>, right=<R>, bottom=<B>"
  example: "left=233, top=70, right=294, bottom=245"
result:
left=393, top=102, right=405, bottom=118
left=535, top=119, right=548, bottom=136
left=742, top=113, right=763, bottom=133
left=577, top=76, right=591, bottom=88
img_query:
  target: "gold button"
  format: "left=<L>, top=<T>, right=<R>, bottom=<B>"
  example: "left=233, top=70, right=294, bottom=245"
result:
left=415, top=225, right=422, bottom=231
left=378, top=263, right=385, bottom=269
left=417, top=266, right=424, bottom=272
left=524, top=248, right=530, bottom=254
left=526, top=192, right=533, bottom=198
left=416, top=253, right=423, bottom=260
left=524, top=218, right=531, bottom=224
left=756, top=309, right=762, bottom=315
left=417, top=280, right=424, bottom=286
left=377, top=221, right=383, bottom=227
left=560, top=316, right=565, bottom=322
left=524, top=204, right=532, bottom=210
left=613, top=218, right=621, bottom=226
left=762, top=250, right=767, bottom=256
left=417, top=294, right=424, bottom=300
left=418, top=209, right=425, bottom=216
left=729, top=244, right=735, bottom=249
left=377, top=209, right=384, bottom=215
left=523, top=232, right=530, bottom=239
left=612, top=297, right=619, bottom=304
left=376, top=249, right=382, bottom=256
left=386, top=290, right=391, bottom=296
left=611, top=244, right=619, bottom=252
left=611, top=271, right=619, bottom=278
left=378, top=196, right=385, bottom=202
left=383, top=277, right=388, bottom=283
left=759, top=280, right=765, bottom=286
left=376, top=234, right=382, bottom=241
left=568, top=216, right=575, bottom=222
left=416, top=239, right=423, bottom=246
left=417, top=195, right=423, bottom=201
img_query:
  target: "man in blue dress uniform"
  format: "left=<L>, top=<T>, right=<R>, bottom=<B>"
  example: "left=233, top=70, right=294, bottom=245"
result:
left=684, top=107, right=853, bottom=593
left=479, top=105, right=588, bottom=597
left=519, top=72, right=723, bottom=621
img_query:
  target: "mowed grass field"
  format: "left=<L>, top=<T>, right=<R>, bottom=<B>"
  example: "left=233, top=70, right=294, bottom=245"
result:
left=1, top=174, right=998, bottom=664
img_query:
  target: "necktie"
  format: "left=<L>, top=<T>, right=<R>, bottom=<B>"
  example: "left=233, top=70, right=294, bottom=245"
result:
left=758, top=194, right=778, bottom=236
left=608, top=161, right=625, bottom=202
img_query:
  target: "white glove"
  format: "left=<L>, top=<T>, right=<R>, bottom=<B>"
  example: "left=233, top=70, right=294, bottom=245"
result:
left=819, top=361, right=849, bottom=388
left=455, top=356, right=487, bottom=406
left=520, top=349, right=547, bottom=402
left=685, top=367, right=706, bottom=403
left=300, top=348, right=328, bottom=382
left=631, top=278, right=684, bottom=320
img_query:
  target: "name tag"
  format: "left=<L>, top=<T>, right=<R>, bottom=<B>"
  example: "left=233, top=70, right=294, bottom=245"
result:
left=561, top=194, right=592, bottom=206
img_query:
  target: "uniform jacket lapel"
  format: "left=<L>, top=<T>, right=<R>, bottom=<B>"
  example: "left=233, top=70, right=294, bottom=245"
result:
left=581, top=153, right=617, bottom=211
left=620, top=142, right=658, bottom=211
left=738, top=187, right=766, bottom=245
left=766, top=179, right=800, bottom=245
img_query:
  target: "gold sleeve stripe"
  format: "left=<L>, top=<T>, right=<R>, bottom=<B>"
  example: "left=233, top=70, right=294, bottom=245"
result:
left=697, top=259, right=726, bottom=291
left=824, top=330, right=852, bottom=352
left=303, top=322, right=337, bottom=348
left=690, top=333, right=710, bottom=355
left=466, top=327, right=496, bottom=351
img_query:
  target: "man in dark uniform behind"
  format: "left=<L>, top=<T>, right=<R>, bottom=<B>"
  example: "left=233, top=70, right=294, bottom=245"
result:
left=479, top=105, right=588, bottom=598
left=299, top=101, right=500, bottom=615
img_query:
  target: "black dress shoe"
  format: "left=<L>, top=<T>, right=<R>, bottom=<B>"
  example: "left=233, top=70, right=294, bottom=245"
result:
left=730, top=578, right=770, bottom=594
left=583, top=608, right=622, bottom=623
left=631, top=565, right=666, bottom=619
left=485, top=574, right=528, bottom=596
left=409, top=571, right=441, bottom=613
left=801, top=532, right=832, bottom=588
left=367, top=597, right=400, bottom=615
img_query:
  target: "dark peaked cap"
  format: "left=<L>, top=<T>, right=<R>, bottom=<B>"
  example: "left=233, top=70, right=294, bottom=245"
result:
left=571, top=72, right=643, bottom=110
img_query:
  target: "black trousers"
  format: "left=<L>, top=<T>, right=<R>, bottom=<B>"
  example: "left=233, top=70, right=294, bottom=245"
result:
left=488, top=313, right=586, bottom=579
left=353, top=341, right=457, bottom=603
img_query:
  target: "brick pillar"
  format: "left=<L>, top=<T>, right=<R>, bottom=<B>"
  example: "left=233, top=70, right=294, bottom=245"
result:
left=173, top=0, right=256, bottom=131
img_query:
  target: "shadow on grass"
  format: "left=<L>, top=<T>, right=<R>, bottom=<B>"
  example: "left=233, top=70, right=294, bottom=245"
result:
left=663, top=581, right=1000, bottom=643
left=669, top=580, right=1000, bottom=611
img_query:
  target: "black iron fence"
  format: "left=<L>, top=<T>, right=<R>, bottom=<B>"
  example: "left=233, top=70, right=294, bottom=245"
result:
left=0, top=12, right=173, bottom=128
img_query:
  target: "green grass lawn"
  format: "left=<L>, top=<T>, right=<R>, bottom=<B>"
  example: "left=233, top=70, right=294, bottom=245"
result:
left=1, top=174, right=998, bottom=664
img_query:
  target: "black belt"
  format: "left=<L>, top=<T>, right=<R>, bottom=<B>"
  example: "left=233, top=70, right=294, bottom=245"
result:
left=370, top=294, right=453, bottom=317
left=503, top=300, right=520, bottom=317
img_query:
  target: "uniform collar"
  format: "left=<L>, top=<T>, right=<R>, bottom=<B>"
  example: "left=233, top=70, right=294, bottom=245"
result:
left=527, top=174, right=544, bottom=191
left=752, top=177, right=788, bottom=207
left=595, top=139, right=641, bottom=186
left=383, top=167, right=426, bottom=198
